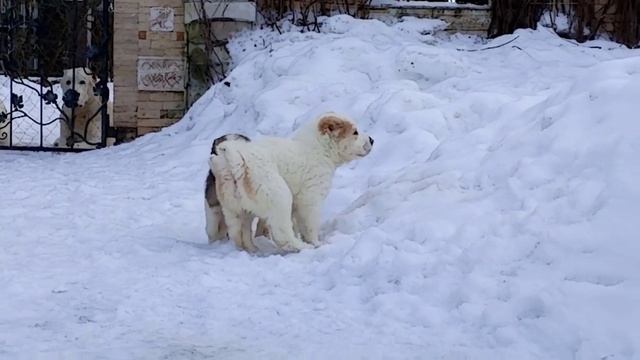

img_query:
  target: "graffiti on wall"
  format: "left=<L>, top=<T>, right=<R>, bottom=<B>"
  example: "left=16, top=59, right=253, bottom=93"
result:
left=137, top=57, right=184, bottom=92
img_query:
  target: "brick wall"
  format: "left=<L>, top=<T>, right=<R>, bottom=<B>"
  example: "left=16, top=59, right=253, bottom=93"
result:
left=113, top=0, right=186, bottom=139
left=369, top=4, right=491, bottom=35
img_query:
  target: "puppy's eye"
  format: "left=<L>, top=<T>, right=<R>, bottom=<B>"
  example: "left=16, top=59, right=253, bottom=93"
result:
left=353, top=130, right=359, bottom=136
left=66, top=80, right=71, bottom=86
left=79, top=80, right=86, bottom=85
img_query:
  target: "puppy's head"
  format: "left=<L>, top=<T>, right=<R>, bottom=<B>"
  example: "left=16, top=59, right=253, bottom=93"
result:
left=61, top=68, right=96, bottom=108
left=317, top=113, right=373, bottom=164
left=210, top=133, right=250, bottom=155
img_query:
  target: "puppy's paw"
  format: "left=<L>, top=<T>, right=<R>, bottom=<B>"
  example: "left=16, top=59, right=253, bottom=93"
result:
left=282, top=241, right=314, bottom=253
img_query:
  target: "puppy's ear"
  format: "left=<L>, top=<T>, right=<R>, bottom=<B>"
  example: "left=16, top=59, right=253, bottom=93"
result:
left=318, top=114, right=354, bottom=139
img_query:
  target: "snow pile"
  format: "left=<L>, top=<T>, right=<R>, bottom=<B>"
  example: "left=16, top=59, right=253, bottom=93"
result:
left=1, top=15, right=639, bottom=359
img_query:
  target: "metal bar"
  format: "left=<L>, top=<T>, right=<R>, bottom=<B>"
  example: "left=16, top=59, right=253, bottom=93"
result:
left=39, top=72, right=43, bottom=147
left=9, top=75, right=13, bottom=147
left=87, top=7, right=92, bottom=54
left=70, top=0, right=78, bottom=149
left=185, top=28, right=191, bottom=109
left=100, top=0, right=109, bottom=148
left=0, top=145, right=94, bottom=153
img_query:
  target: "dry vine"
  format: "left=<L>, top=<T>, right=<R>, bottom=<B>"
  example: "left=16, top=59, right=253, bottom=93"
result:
left=192, top=0, right=232, bottom=85
left=258, top=0, right=373, bottom=33
left=489, top=0, right=640, bottom=48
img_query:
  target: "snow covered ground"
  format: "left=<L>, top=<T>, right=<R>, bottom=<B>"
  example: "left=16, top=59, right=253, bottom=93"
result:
left=1, top=16, right=639, bottom=359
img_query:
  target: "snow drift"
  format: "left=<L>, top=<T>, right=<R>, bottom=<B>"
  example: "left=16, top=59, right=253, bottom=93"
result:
left=1, top=15, right=639, bottom=359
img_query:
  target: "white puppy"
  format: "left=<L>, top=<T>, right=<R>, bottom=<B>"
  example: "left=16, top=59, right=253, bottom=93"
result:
left=204, top=133, right=287, bottom=247
left=209, top=113, right=374, bottom=252
left=55, top=67, right=112, bottom=148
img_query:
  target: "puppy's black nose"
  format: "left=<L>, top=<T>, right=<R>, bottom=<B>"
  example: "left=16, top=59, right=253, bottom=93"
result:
left=369, top=137, right=374, bottom=145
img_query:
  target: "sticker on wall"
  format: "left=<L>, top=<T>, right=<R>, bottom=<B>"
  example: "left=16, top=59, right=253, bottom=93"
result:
left=150, top=7, right=175, bottom=32
left=137, top=57, right=184, bottom=92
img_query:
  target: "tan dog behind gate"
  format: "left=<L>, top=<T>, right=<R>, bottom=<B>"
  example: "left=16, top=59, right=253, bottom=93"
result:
left=54, top=68, right=113, bottom=149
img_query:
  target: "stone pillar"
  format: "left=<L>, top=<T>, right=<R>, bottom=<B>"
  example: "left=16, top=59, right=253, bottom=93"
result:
left=113, top=0, right=186, bottom=139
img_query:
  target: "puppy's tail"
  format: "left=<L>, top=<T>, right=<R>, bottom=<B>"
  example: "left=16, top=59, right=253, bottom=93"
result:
left=211, top=141, right=256, bottom=199
left=208, top=133, right=252, bottom=190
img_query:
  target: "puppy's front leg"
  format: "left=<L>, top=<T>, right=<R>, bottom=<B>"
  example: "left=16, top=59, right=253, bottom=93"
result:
left=294, top=203, right=321, bottom=247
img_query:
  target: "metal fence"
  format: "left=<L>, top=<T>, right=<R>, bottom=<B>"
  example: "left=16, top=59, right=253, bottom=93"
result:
left=0, top=0, right=113, bottom=151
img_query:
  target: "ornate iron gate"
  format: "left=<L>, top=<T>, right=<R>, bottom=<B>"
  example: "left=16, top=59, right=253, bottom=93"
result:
left=0, top=0, right=113, bottom=151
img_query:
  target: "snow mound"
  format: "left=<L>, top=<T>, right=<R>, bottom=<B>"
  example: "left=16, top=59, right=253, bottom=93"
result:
left=1, top=16, right=639, bottom=359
